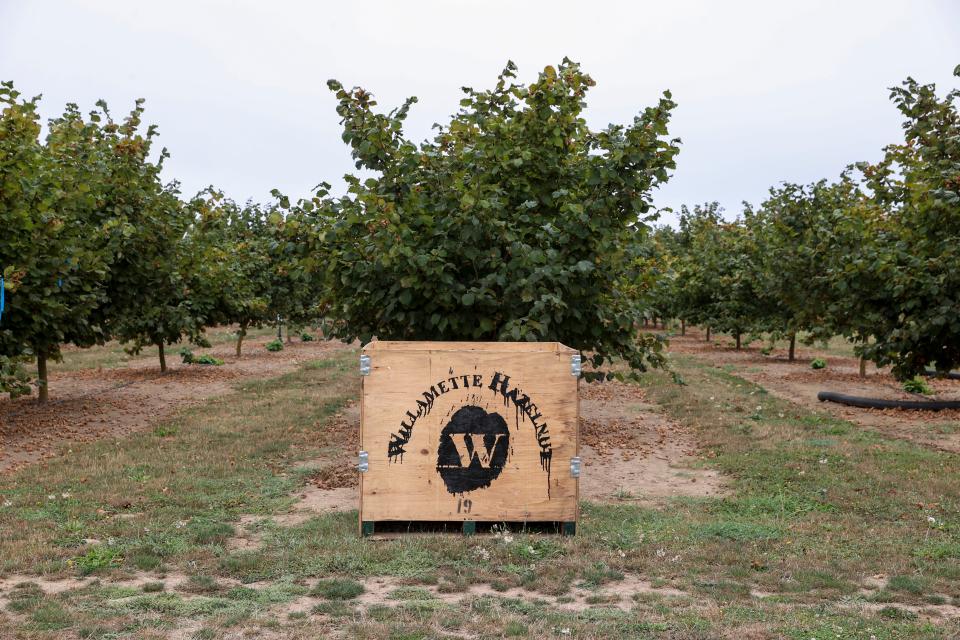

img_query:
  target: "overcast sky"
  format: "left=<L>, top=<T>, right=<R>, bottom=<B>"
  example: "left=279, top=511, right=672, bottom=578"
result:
left=2, top=0, right=958, bottom=225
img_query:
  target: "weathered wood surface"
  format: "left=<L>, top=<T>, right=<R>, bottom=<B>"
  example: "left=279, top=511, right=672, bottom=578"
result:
left=360, top=341, right=579, bottom=526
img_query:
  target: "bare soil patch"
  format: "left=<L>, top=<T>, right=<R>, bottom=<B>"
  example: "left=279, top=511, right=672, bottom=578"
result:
left=579, top=380, right=725, bottom=503
left=668, top=330, right=960, bottom=454
left=349, top=572, right=692, bottom=612
left=0, top=336, right=351, bottom=473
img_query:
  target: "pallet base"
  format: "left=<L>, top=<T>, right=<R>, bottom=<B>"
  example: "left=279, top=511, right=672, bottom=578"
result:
left=361, top=520, right=576, bottom=537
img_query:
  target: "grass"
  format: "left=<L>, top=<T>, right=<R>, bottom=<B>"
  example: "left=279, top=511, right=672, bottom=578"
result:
left=49, top=325, right=279, bottom=372
left=0, top=347, right=358, bottom=579
left=0, top=345, right=957, bottom=637
left=927, top=422, right=959, bottom=435
left=640, top=356, right=959, bottom=582
left=311, top=578, right=365, bottom=600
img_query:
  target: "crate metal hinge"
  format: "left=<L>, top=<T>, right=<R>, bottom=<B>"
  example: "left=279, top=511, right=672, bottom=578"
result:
left=569, top=456, right=581, bottom=478
left=571, top=354, right=582, bottom=377
left=357, top=451, right=369, bottom=473
left=359, top=354, right=371, bottom=376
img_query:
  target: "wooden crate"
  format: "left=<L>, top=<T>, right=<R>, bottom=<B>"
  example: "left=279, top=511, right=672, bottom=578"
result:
left=359, top=341, right=580, bottom=535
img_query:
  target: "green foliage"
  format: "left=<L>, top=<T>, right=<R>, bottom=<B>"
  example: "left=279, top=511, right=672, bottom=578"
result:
left=0, top=82, right=115, bottom=398
left=29, top=600, right=71, bottom=630
left=3, top=62, right=954, bottom=398
left=659, top=67, right=959, bottom=380
left=193, top=197, right=276, bottom=356
left=7, top=582, right=44, bottom=613
left=669, top=203, right=725, bottom=330
left=669, top=203, right=771, bottom=346
left=622, top=224, right=679, bottom=327
left=184, top=195, right=326, bottom=357
left=310, top=578, right=365, bottom=600
left=887, top=574, right=928, bottom=595
left=105, top=179, right=217, bottom=370
left=848, top=67, right=960, bottom=378
left=265, top=199, right=327, bottom=336
left=902, top=376, right=932, bottom=395
left=878, top=606, right=919, bottom=621
left=693, top=521, right=782, bottom=542
left=180, top=348, right=223, bottom=366
left=313, top=59, right=680, bottom=379
left=811, top=358, right=826, bottom=370
left=1, top=82, right=313, bottom=388
left=747, top=177, right=863, bottom=345
left=0, top=354, right=31, bottom=398
left=265, top=339, right=283, bottom=352
left=0, top=83, right=247, bottom=390
left=153, top=424, right=178, bottom=437
left=75, top=546, right=122, bottom=575
left=300, top=332, right=315, bottom=342
left=187, top=519, right=235, bottom=545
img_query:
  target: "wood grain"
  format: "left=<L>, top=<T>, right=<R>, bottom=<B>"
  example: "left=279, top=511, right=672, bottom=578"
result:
left=360, top=341, right=579, bottom=526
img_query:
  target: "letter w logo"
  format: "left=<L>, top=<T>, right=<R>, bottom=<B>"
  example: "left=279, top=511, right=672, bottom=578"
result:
left=448, top=433, right=504, bottom=468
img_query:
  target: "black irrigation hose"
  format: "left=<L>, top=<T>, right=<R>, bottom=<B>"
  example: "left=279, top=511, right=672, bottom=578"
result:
left=817, top=391, right=960, bottom=411
left=920, top=369, right=960, bottom=381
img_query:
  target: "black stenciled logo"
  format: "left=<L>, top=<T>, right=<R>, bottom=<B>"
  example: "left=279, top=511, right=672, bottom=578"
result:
left=387, top=371, right=552, bottom=497
left=436, top=406, right=510, bottom=494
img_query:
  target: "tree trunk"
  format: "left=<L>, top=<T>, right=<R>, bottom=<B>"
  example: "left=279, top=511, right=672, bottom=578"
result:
left=788, top=332, right=796, bottom=362
left=735, top=332, right=742, bottom=350
left=236, top=323, right=247, bottom=358
left=859, top=355, right=867, bottom=378
left=681, top=319, right=686, bottom=336
left=37, top=350, right=48, bottom=403
left=158, top=342, right=167, bottom=373
left=706, top=326, right=711, bottom=342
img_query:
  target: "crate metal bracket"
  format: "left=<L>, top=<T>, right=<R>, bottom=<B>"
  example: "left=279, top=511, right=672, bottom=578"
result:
left=569, top=456, right=581, bottom=478
left=358, top=451, right=369, bottom=473
left=571, top=354, right=581, bottom=377
left=359, top=354, right=371, bottom=376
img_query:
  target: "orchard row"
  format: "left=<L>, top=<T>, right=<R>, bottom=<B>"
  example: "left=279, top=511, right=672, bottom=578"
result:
left=1, top=60, right=957, bottom=404
left=0, top=83, right=325, bottom=400
left=647, top=65, right=960, bottom=380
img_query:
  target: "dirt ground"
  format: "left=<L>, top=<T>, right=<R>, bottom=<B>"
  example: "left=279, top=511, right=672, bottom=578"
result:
left=667, top=328, right=960, bottom=454
left=0, top=336, right=350, bottom=473
left=578, top=380, right=724, bottom=503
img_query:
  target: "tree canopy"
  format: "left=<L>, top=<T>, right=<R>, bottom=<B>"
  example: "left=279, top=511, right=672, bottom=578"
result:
left=315, top=59, right=680, bottom=378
